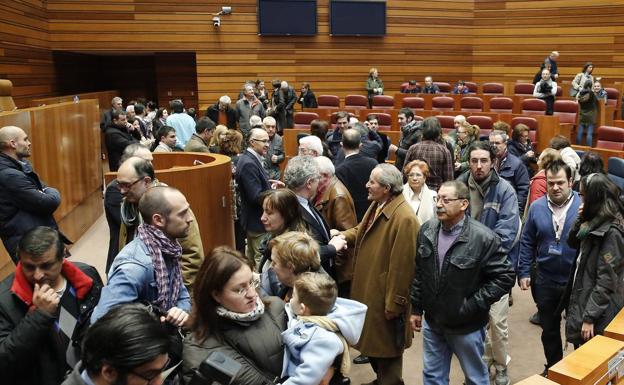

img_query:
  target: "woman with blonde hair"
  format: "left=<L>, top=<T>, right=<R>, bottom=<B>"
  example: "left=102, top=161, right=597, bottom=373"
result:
left=365, top=67, right=384, bottom=108
left=527, top=148, right=562, bottom=206
left=454, top=121, right=480, bottom=176
left=402, top=160, right=437, bottom=225
left=210, top=124, right=229, bottom=153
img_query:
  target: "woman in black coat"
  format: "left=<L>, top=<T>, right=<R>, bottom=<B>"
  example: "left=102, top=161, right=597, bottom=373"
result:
left=564, top=173, right=624, bottom=347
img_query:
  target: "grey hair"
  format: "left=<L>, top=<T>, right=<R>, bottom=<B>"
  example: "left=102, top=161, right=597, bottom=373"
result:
left=284, top=156, right=320, bottom=191
left=249, top=115, right=262, bottom=127
left=111, top=96, right=122, bottom=104
left=299, top=135, right=323, bottom=156
left=489, top=130, right=509, bottom=142
left=314, top=156, right=335, bottom=176
left=454, top=115, right=466, bottom=124
left=219, top=95, right=231, bottom=104
left=352, top=122, right=369, bottom=137
left=374, top=164, right=403, bottom=195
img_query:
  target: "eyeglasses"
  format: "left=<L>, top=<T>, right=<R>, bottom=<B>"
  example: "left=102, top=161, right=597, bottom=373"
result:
left=118, top=178, right=143, bottom=190
left=233, top=277, right=260, bottom=296
left=438, top=197, right=465, bottom=204
left=251, top=138, right=270, bottom=144
left=131, top=357, right=177, bottom=384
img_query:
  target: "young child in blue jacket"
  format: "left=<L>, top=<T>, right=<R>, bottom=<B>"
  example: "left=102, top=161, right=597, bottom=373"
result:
left=281, top=272, right=367, bottom=385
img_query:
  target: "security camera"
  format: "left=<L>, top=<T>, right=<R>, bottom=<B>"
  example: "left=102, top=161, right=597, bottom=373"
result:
left=212, top=16, right=221, bottom=27
left=221, top=6, right=232, bottom=15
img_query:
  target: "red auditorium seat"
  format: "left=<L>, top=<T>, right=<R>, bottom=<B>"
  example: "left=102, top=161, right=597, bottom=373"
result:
left=369, top=112, right=392, bottom=131
left=371, top=95, right=394, bottom=109
left=402, top=97, right=425, bottom=110
left=435, top=116, right=456, bottom=134
left=464, top=81, right=478, bottom=93
left=400, top=82, right=421, bottom=92
left=344, top=95, right=368, bottom=109
left=605, top=88, right=621, bottom=110
left=596, top=126, right=624, bottom=151
left=467, top=115, right=494, bottom=138
left=514, top=83, right=535, bottom=96
left=555, top=86, right=562, bottom=97
left=489, top=97, right=513, bottom=113
left=482, top=82, right=504, bottom=95
left=434, top=82, right=452, bottom=93
left=317, top=95, right=340, bottom=109
left=460, top=96, right=484, bottom=112
left=521, top=98, right=547, bottom=116
left=432, top=96, right=454, bottom=112
left=511, top=116, right=538, bottom=143
left=414, top=115, right=424, bottom=121
left=553, top=100, right=578, bottom=125
left=293, top=112, right=319, bottom=129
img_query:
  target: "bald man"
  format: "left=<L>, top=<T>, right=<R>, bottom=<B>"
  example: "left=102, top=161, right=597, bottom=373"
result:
left=0, top=126, right=65, bottom=261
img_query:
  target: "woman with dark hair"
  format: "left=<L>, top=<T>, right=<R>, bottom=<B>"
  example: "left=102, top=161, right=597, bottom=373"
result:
left=574, top=151, right=605, bottom=191
left=570, top=62, right=594, bottom=97
left=183, top=246, right=286, bottom=385
left=508, top=123, right=537, bottom=176
left=152, top=107, right=169, bottom=133
left=310, top=119, right=332, bottom=158
left=564, top=173, right=624, bottom=347
left=576, top=79, right=599, bottom=146
left=255, top=79, right=270, bottom=109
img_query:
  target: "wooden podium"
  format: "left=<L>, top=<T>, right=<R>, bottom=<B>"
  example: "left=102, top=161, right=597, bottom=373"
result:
left=548, top=335, right=624, bottom=385
left=104, top=152, right=235, bottom=255
left=604, top=308, right=624, bottom=342
left=514, top=374, right=559, bottom=385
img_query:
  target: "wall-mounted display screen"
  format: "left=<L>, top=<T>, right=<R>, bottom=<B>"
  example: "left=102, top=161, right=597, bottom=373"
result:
left=258, top=0, right=317, bottom=36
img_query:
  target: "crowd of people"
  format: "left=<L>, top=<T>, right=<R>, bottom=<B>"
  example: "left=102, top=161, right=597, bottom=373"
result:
left=1, top=50, right=624, bottom=385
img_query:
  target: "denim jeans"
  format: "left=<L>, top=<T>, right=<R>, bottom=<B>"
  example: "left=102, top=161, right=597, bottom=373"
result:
left=577, top=123, right=594, bottom=146
left=422, top=319, right=489, bottom=385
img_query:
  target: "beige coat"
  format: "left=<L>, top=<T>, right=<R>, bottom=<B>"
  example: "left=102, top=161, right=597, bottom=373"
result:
left=343, top=193, right=420, bottom=357
left=315, top=177, right=358, bottom=283
left=184, top=133, right=211, bottom=153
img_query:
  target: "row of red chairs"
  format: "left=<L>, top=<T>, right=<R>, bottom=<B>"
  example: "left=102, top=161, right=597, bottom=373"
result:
left=318, top=86, right=621, bottom=111
left=303, top=97, right=579, bottom=123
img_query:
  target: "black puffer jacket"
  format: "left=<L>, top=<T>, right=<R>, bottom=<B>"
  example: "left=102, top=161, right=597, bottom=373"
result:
left=563, top=215, right=624, bottom=345
left=104, top=123, right=139, bottom=172
left=0, top=153, right=61, bottom=261
left=411, top=216, right=515, bottom=334
left=183, top=298, right=286, bottom=385
left=0, top=261, right=102, bottom=385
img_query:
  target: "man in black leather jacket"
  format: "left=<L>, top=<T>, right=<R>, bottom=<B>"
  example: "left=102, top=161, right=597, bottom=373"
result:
left=410, top=180, right=514, bottom=385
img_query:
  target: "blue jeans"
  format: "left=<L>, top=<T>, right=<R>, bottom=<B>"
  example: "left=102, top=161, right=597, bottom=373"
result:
left=422, top=319, right=489, bottom=385
left=577, top=123, right=594, bottom=146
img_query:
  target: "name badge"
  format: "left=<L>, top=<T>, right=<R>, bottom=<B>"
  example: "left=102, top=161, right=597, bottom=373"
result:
left=548, top=243, right=563, bottom=256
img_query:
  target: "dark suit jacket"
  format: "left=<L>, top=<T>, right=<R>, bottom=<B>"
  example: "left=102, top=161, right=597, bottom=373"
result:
left=236, top=150, right=271, bottom=233
left=298, top=202, right=336, bottom=279
left=335, top=153, right=378, bottom=222
left=206, top=103, right=238, bottom=129
left=297, top=91, right=318, bottom=109
left=377, top=132, right=391, bottom=163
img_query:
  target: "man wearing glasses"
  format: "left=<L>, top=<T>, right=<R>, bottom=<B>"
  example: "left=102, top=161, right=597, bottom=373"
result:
left=456, top=141, right=520, bottom=385
left=411, top=180, right=514, bottom=385
left=92, top=186, right=192, bottom=327
left=114, top=157, right=204, bottom=294
left=63, top=304, right=174, bottom=385
left=236, top=128, right=283, bottom=269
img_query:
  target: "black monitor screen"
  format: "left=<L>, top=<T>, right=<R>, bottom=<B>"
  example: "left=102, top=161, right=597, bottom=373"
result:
left=330, top=0, right=386, bottom=36
left=258, top=0, right=317, bottom=36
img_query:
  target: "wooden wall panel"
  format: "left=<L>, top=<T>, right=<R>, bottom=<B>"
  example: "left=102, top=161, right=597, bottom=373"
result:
left=45, top=0, right=475, bottom=106
left=0, top=0, right=55, bottom=108
left=472, top=1, right=624, bottom=85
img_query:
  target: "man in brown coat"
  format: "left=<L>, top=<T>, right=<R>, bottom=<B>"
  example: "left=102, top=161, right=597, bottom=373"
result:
left=342, top=163, right=420, bottom=385
left=314, top=156, right=357, bottom=297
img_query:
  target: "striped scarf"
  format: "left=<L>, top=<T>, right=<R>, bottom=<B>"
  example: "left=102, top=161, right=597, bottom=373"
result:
left=137, top=223, right=183, bottom=311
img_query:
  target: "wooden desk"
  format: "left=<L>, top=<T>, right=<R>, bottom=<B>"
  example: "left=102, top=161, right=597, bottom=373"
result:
left=548, top=335, right=624, bottom=385
left=105, top=152, right=234, bottom=254
left=514, top=374, right=559, bottom=385
left=571, top=146, right=624, bottom=167
left=31, top=90, right=118, bottom=116
left=605, top=308, right=624, bottom=342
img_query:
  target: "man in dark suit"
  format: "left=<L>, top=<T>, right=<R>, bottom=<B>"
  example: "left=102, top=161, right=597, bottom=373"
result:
left=235, top=128, right=274, bottom=268
left=366, top=114, right=390, bottom=163
left=284, top=155, right=347, bottom=280
left=336, top=129, right=378, bottom=221
left=100, top=96, right=122, bottom=131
